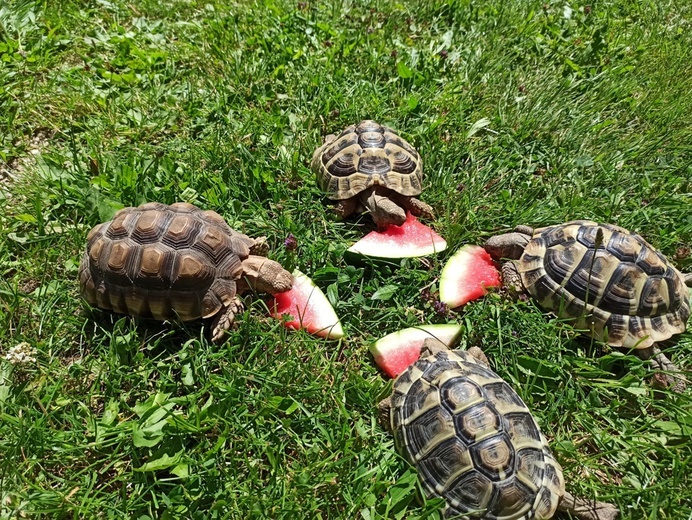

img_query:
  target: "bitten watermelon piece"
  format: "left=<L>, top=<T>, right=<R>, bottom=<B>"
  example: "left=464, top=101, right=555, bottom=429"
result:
left=439, top=245, right=501, bottom=308
left=270, top=269, right=344, bottom=339
left=347, top=213, right=447, bottom=259
left=370, top=324, right=463, bottom=378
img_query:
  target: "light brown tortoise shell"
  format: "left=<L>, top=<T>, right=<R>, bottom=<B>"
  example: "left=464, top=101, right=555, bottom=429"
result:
left=79, top=202, right=259, bottom=322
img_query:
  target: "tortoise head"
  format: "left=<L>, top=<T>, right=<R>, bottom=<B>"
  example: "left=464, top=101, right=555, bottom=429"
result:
left=238, top=256, right=293, bottom=295
left=484, top=228, right=533, bottom=260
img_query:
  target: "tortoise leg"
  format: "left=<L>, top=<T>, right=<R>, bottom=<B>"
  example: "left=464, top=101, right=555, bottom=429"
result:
left=502, top=261, right=525, bottom=293
left=424, top=338, right=491, bottom=367
left=358, top=187, right=406, bottom=228
left=210, top=296, right=245, bottom=343
left=407, top=197, right=434, bottom=220
left=420, top=337, right=448, bottom=357
left=333, top=197, right=358, bottom=220
left=248, top=236, right=269, bottom=256
left=239, top=255, right=293, bottom=295
left=390, top=194, right=435, bottom=220
left=684, top=272, right=692, bottom=285
left=377, top=397, right=392, bottom=432
left=558, top=490, right=619, bottom=520
left=467, top=346, right=489, bottom=367
left=514, top=224, right=534, bottom=235
left=637, top=346, right=687, bottom=393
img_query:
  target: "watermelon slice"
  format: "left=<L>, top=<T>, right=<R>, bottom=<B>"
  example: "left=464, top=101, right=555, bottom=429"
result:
left=370, top=324, right=463, bottom=378
left=270, top=269, right=344, bottom=339
left=347, top=213, right=447, bottom=259
left=439, top=245, right=501, bottom=309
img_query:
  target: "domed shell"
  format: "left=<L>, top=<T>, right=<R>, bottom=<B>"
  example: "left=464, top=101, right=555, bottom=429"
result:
left=518, top=220, right=691, bottom=349
left=79, top=202, right=256, bottom=322
left=390, top=349, right=564, bottom=519
left=312, top=120, right=423, bottom=200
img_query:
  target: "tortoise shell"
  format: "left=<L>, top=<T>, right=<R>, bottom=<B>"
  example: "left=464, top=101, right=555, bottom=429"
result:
left=79, top=202, right=256, bottom=321
left=312, top=120, right=423, bottom=200
left=518, top=220, right=690, bottom=349
left=390, top=349, right=564, bottom=519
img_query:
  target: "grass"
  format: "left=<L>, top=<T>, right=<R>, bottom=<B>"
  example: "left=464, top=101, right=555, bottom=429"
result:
left=1, top=0, right=691, bottom=518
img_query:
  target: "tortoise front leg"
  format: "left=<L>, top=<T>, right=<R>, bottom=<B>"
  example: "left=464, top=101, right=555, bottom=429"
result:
left=390, top=194, right=434, bottom=220
left=333, top=197, right=359, bottom=220
left=248, top=236, right=269, bottom=256
left=377, top=396, right=392, bottom=432
left=210, top=296, right=245, bottom=343
left=637, top=346, right=687, bottom=393
left=558, top=490, right=619, bottom=520
left=501, top=261, right=525, bottom=294
left=466, top=346, right=490, bottom=366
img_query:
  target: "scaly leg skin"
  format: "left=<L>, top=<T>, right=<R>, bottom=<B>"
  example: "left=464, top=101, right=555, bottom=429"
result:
left=502, top=261, right=524, bottom=294
left=249, top=236, right=269, bottom=256
left=558, top=490, right=619, bottom=520
left=333, top=197, right=359, bottom=220
left=377, top=397, right=392, bottom=432
left=210, top=297, right=245, bottom=344
left=359, top=187, right=406, bottom=228
left=467, top=346, right=489, bottom=367
left=423, top=337, right=490, bottom=367
left=420, top=337, right=448, bottom=358
left=514, top=224, right=535, bottom=236
left=637, top=346, right=687, bottom=393
left=390, top=193, right=434, bottom=220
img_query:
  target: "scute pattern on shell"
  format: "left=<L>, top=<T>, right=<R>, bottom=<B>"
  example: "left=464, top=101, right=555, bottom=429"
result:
left=391, top=349, right=563, bottom=519
left=314, top=120, right=423, bottom=200
left=519, top=220, right=690, bottom=349
left=79, top=202, right=256, bottom=321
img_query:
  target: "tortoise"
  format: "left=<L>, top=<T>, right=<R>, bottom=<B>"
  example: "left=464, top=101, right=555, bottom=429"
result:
left=484, top=220, right=691, bottom=391
left=379, top=338, right=618, bottom=520
left=79, top=202, right=293, bottom=343
left=311, top=120, right=434, bottom=228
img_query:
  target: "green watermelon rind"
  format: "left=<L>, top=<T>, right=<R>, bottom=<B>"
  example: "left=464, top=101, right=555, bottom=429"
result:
left=439, top=244, right=501, bottom=308
left=370, top=324, right=463, bottom=377
left=271, top=269, right=345, bottom=339
left=346, top=215, right=447, bottom=259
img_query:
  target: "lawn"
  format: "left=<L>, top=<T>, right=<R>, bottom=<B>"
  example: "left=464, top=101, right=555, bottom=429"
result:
left=1, top=0, right=691, bottom=518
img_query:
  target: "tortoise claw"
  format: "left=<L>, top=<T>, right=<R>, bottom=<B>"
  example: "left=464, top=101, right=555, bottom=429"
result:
left=639, top=347, right=687, bottom=393
left=210, top=297, right=245, bottom=343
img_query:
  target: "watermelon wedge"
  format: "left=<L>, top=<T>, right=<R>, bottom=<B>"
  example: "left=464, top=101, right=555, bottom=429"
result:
left=270, top=269, right=344, bottom=339
left=370, top=324, right=463, bottom=378
left=347, top=213, right=447, bottom=259
left=439, top=245, right=501, bottom=309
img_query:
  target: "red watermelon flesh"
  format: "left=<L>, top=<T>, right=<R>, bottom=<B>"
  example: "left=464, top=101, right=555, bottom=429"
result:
left=270, top=269, right=344, bottom=339
left=347, top=213, right=447, bottom=258
left=439, top=245, right=501, bottom=308
left=370, top=324, right=463, bottom=378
